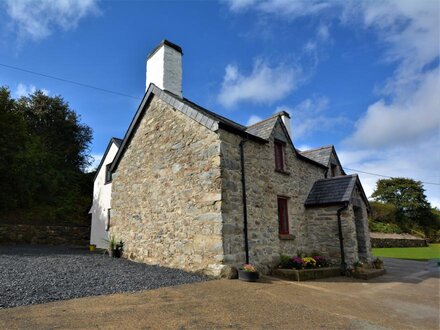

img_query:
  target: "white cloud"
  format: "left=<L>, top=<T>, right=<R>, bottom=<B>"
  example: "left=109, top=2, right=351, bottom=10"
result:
left=4, top=0, right=99, bottom=41
left=338, top=137, right=440, bottom=208
left=218, top=59, right=301, bottom=108
left=246, top=114, right=263, bottom=126
left=226, top=0, right=440, bottom=206
left=276, top=96, right=348, bottom=140
left=317, top=24, right=330, bottom=41
left=226, top=0, right=333, bottom=19
left=346, top=68, right=440, bottom=148
left=14, top=83, right=49, bottom=98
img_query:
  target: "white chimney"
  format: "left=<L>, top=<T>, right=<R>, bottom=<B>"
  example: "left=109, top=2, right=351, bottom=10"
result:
left=146, top=40, right=183, bottom=97
left=280, top=111, right=292, bottom=139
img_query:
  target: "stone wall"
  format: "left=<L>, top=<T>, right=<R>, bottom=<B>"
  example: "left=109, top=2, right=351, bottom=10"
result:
left=305, top=198, right=372, bottom=266
left=110, top=96, right=225, bottom=276
left=371, top=237, right=428, bottom=248
left=219, top=121, right=326, bottom=273
left=305, top=206, right=355, bottom=264
left=0, top=224, right=90, bottom=246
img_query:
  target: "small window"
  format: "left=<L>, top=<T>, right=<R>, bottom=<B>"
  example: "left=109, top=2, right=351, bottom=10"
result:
left=277, top=197, right=289, bottom=235
left=274, top=140, right=284, bottom=171
left=106, top=209, right=111, bottom=231
left=331, top=164, right=337, bottom=177
left=105, top=163, right=112, bottom=184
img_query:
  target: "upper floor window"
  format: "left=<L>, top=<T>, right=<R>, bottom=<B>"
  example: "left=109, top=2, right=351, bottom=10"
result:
left=331, top=164, right=337, bottom=177
left=274, top=140, right=285, bottom=171
left=105, top=163, right=112, bottom=184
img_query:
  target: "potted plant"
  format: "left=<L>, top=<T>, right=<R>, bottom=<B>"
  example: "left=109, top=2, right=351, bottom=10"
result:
left=104, top=236, right=117, bottom=257
left=373, top=257, right=384, bottom=269
left=114, top=240, right=124, bottom=258
left=238, top=264, right=259, bottom=282
left=354, top=260, right=364, bottom=273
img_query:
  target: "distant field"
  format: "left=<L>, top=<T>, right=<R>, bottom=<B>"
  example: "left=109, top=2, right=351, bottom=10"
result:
left=372, top=244, right=440, bottom=261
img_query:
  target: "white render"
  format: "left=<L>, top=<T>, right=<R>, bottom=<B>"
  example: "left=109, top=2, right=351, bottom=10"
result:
left=89, top=141, right=120, bottom=249
left=146, top=43, right=182, bottom=97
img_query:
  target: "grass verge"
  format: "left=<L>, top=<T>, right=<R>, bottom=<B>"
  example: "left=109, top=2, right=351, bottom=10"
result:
left=372, top=244, right=440, bottom=261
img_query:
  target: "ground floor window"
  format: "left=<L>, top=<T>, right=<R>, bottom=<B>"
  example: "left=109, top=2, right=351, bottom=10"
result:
left=277, top=197, right=289, bottom=234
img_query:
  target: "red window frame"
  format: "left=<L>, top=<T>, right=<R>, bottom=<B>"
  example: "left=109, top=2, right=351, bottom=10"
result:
left=277, top=197, right=289, bottom=234
left=274, top=140, right=284, bottom=171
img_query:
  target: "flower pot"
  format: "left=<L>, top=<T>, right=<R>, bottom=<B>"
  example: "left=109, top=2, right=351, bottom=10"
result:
left=238, top=269, right=259, bottom=282
left=114, top=248, right=122, bottom=258
left=89, top=244, right=96, bottom=252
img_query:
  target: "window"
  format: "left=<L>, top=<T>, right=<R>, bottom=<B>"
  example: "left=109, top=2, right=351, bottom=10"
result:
left=105, top=163, right=112, bottom=184
left=331, top=164, right=337, bottom=177
left=277, top=197, right=289, bottom=235
left=274, top=140, right=284, bottom=171
left=106, top=209, right=111, bottom=231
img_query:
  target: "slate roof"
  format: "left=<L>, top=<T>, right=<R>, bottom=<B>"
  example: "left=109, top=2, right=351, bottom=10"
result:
left=93, top=137, right=122, bottom=182
left=161, top=90, right=246, bottom=132
left=245, top=116, right=279, bottom=140
left=300, top=145, right=333, bottom=166
left=113, top=137, right=123, bottom=148
left=110, top=84, right=327, bottom=172
left=305, top=174, right=360, bottom=207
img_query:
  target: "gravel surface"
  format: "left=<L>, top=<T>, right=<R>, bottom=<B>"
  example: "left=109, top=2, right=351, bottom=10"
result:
left=0, top=245, right=208, bottom=309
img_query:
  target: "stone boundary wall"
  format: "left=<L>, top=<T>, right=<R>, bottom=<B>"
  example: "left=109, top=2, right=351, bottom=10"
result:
left=371, top=237, right=428, bottom=248
left=0, top=224, right=90, bottom=246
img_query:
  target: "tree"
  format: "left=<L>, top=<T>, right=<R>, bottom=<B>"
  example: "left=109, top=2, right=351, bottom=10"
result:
left=371, top=178, right=437, bottom=235
left=0, top=86, right=93, bottom=226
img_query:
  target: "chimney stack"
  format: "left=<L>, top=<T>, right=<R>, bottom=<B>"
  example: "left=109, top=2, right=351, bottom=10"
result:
left=146, top=40, right=183, bottom=97
left=279, top=111, right=292, bottom=139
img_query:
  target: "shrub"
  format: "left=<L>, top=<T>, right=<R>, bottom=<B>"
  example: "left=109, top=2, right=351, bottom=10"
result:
left=280, top=255, right=294, bottom=269
left=242, top=264, right=257, bottom=272
left=313, top=255, right=330, bottom=268
left=369, top=220, right=403, bottom=234
left=291, top=256, right=305, bottom=269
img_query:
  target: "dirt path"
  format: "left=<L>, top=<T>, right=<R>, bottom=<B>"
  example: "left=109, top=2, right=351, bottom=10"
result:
left=0, top=258, right=438, bottom=329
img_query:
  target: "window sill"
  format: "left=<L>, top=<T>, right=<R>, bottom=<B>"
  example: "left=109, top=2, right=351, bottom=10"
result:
left=279, top=234, right=294, bottom=240
left=275, top=169, right=290, bottom=176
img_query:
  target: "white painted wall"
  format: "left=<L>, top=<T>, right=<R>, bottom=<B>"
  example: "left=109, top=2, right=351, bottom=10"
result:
left=89, top=142, right=119, bottom=249
left=146, top=43, right=182, bottom=97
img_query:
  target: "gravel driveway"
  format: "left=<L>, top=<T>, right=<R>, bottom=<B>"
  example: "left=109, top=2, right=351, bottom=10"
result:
left=0, top=245, right=207, bottom=309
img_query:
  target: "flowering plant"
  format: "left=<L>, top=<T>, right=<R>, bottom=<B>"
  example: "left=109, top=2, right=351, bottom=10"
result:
left=313, top=256, right=330, bottom=268
left=303, top=257, right=317, bottom=269
left=279, top=254, right=331, bottom=270
left=242, top=264, right=258, bottom=273
left=291, top=256, right=305, bottom=269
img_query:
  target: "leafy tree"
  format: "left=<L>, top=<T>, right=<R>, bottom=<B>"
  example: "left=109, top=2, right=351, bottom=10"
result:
left=371, top=178, right=437, bottom=235
left=0, top=87, right=93, bottom=226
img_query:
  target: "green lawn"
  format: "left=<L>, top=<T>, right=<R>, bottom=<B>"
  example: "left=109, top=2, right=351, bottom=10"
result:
left=372, top=244, right=440, bottom=261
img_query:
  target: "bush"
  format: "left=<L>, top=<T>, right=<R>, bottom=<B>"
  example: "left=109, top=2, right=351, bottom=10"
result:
left=369, top=220, right=403, bottom=234
left=279, top=255, right=294, bottom=269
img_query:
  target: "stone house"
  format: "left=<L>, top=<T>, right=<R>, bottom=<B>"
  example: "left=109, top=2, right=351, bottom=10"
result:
left=92, top=40, right=372, bottom=277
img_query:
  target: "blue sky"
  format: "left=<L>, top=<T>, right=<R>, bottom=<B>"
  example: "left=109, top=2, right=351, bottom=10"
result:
left=0, top=0, right=439, bottom=206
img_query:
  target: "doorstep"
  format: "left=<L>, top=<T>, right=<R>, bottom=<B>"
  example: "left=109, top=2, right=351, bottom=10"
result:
left=272, top=267, right=341, bottom=281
